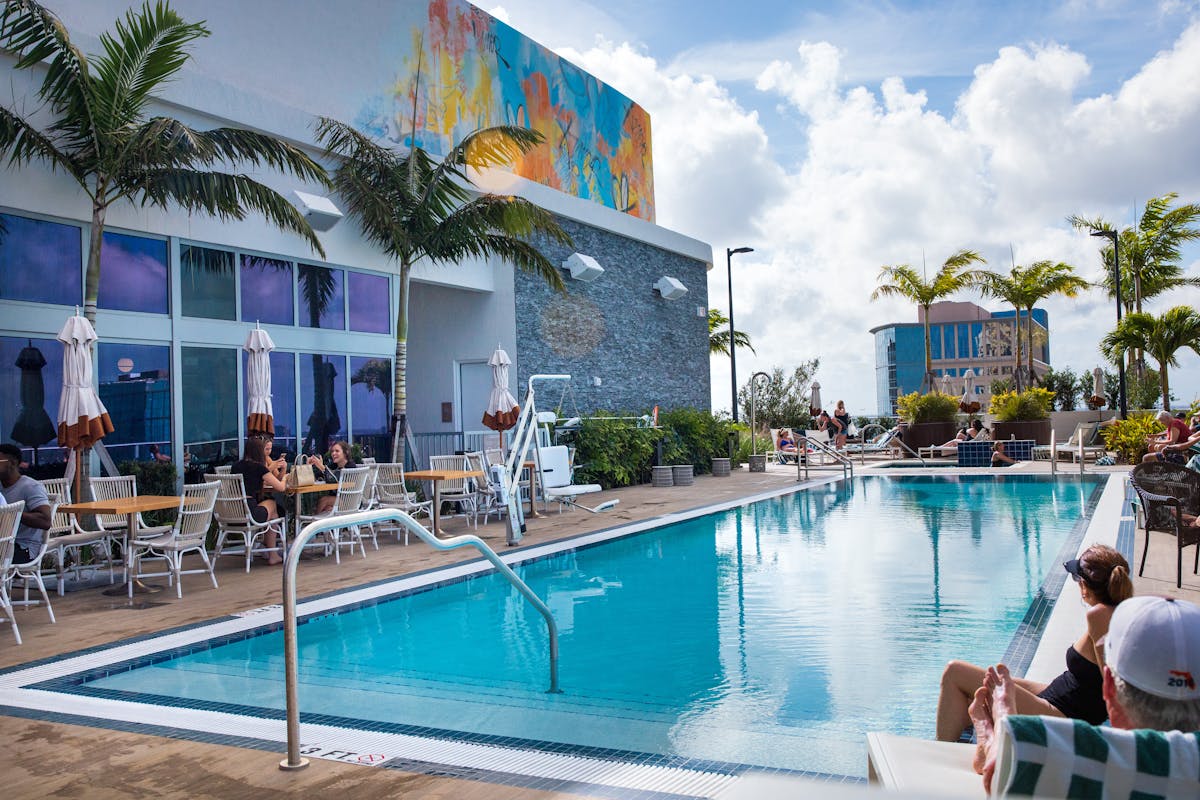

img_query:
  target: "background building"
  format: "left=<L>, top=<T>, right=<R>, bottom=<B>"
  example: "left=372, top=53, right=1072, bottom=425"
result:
left=871, top=301, right=1050, bottom=416
left=0, top=0, right=712, bottom=468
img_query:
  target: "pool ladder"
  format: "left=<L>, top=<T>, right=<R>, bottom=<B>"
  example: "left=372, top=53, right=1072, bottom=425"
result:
left=279, top=508, right=561, bottom=771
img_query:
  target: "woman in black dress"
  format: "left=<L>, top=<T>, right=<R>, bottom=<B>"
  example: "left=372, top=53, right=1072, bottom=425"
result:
left=231, top=436, right=288, bottom=564
left=309, top=440, right=356, bottom=515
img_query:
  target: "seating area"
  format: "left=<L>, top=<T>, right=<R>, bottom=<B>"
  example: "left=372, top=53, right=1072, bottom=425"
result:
left=1032, top=422, right=1107, bottom=463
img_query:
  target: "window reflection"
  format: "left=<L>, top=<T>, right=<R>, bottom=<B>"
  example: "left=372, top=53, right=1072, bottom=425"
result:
left=240, top=255, right=293, bottom=325
left=97, top=342, right=172, bottom=461
left=298, top=263, right=345, bottom=329
left=299, top=353, right=347, bottom=456
left=350, top=356, right=391, bottom=458
left=0, top=335, right=64, bottom=466
left=181, top=245, right=236, bottom=319
left=0, top=212, right=81, bottom=306
left=98, top=231, right=168, bottom=314
left=182, top=346, right=238, bottom=467
left=348, top=271, right=390, bottom=333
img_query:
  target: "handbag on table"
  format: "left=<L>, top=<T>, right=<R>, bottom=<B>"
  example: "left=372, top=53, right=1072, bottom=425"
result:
left=286, top=454, right=315, bottom=489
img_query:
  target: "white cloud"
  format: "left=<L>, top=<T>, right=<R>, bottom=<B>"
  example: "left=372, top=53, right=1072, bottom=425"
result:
left=506, top=7, right=1200, bottom=414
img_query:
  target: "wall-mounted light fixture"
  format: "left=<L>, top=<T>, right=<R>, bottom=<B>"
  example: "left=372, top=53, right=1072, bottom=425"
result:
left=591, top=376, right=602, bottom=387
left=293, top=190, right=344, bottom=232
left=654, top=276, right=688, bottom=300
left=562, top=252, right=604, bottom=282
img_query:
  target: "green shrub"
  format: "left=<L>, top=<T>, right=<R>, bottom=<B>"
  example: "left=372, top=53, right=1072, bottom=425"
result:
left=117, top=460, right=179, bottom=526
left=1099, top=413, right=1161, bottom=464
left=735, top=433, right=775, bottom=462
left=896, top=391, right=959, bottom=423
left=988, top=388, right=1055, bottom=421
left=568, top=414, right=661, bottom=489
left=657, top=407, right=733, bottom=474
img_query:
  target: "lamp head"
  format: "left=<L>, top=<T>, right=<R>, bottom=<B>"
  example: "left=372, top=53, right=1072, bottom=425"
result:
left=1090, top=229, right=1118, bottom=243
left=727, top=246, right=754, bottom=256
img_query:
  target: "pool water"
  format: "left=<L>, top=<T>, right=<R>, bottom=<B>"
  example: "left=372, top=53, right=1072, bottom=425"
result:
left=77, top=475, right=1103, bottom=778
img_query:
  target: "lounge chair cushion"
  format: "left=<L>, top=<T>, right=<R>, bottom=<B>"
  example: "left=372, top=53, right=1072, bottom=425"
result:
left=993, top=715, right=1200, bottom=798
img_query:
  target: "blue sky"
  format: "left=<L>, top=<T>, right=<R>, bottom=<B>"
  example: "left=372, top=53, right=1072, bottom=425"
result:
left=491, top=0, right=1200, bottom=414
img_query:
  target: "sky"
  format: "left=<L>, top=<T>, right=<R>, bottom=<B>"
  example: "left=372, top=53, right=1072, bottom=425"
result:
left=486, top=0, right=1200, bottom=416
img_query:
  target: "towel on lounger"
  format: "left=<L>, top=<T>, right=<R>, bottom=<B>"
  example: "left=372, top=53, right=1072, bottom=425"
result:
left=992, top=715, right=1200, bottom=799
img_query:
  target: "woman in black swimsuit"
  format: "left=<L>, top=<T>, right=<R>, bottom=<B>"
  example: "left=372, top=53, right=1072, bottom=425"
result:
left=230, top=436, right=288, bottom=565
left=934, top=544, right=1133, bottom=742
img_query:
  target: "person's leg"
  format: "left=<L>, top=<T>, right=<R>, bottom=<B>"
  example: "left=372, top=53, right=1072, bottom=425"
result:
left=315, top=495, right=334, bottom=515
left=938, top=660, right=1051, bottom=740
left=981, top=665, right=1020, bottom=795
left=259, top=499, right=282, bottom=564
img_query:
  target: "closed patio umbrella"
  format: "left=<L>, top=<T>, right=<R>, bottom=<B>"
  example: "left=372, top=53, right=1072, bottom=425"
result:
left=809, top=381, right=821, bottom=417
left=940, top=373, right=953, bottom=394
left=482, top=346, right=520, bottom=443
left=11, top=341, right=57, bottom=463
left=244, top=327, right=275, bottom=437
left=959, top=369, right=980, bottom=414
left=56, top=315, right=113, bottom=451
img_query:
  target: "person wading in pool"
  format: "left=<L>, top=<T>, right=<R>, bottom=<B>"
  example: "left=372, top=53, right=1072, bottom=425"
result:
left=934, top=545, right=1134, bottom=748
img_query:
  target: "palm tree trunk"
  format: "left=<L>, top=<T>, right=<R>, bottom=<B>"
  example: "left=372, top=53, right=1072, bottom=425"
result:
left=1025, top=306, right=1035, bottom=386
left=390, top=265, right=411, bottom=462
left=84, top=200, right=106, bottom=328
left=1161, top=368, right=1171, bottom=412
left=1011, top=312, right=1022, bottom=391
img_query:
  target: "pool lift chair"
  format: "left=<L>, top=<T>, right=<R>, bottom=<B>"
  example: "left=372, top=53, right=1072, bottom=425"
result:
left=496, top=374, right=620, bottom=545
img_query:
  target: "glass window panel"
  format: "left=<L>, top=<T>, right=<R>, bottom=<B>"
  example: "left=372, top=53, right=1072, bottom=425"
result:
left=957, top=325, right=970, bottom=361
left=0, top=212, right=81, bottom=306
left=97, top=231, right=168, bottom=314
left=242, top=350, right=298, bottom=459
left=299, top=352, right=347, bottom=456
left=181, top=245, right=236, bottom=319
left=298, top=263, right=345, bottom=329
left=350, top=356, right=391, bottom=458
left=240, top=255, right=293, bottom=325
left=0, top=334, right=65, bottom=467
left=182, top=346, right=239, bottom=466
left=348, top=271, right=390, bottom=333
left=929, top=325, right=942, bottom=360
left=97, top=342, right=172, bottom=461
left=970, top=323, right=982, bottom=358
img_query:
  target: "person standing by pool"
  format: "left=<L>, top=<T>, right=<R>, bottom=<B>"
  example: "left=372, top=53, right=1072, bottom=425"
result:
left=833, top=400, right=852, bottom=449
left=0, top=442, right=51, bottom=565
left=934, top=545, right=1134, bottom=743
left=231, top=436, right=287, bottom=565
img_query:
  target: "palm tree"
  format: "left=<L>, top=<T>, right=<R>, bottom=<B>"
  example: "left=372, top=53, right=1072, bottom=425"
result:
left=708, top=308, right=755, bottom=356
left=978, top=261, right=1089, bottom=389
left=314, top=117, right=571, bottom=460
left=1070, top=194, right=1200, bottom=315
left=1101, top=306, right=1200, bottom=411
left=0, top=0, right=327, bottom=329
left=871, top=250, right=987, bottom=392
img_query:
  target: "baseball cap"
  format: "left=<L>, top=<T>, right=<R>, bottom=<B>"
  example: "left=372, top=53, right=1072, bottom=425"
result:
left=1105, top=596, right=1200, bottom=700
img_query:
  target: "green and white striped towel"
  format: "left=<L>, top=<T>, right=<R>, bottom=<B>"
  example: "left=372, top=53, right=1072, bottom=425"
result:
left=993, top=715, right=1200, bottom=799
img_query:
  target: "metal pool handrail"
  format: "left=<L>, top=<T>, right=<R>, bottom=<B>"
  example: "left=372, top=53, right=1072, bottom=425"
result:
left=278, top=508, right=561, bottom=771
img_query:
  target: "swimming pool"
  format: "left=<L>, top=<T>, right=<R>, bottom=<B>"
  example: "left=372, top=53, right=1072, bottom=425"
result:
left=17, top=473, right=1106, bottom=783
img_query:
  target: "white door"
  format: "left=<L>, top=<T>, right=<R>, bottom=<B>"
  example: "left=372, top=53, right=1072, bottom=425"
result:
left=458, top=361, right=493, bottom=432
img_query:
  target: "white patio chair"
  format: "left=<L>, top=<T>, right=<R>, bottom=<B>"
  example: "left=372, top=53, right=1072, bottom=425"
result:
left=428, top=454, right=478, bottom=528
left=357, top=462, right=381, bottom=550
left=210, top=473, right=285, bottom=572
left=129, top=481, right=221, bottom=599
left=0, top=501, right=25, bottom=644
left=90, top=475, right=173, bottom=538
left=213, top=465, right=233, bottom=475
left=40, top=477, right=118, bottom=595
left=4, top=496, right=57, bottom=625
left=374, top=463, right=432, bottom=545
left=298, top=467, right=369, bottom=563
left=464, top=451, right=502, bottom=525
left=537, top=445, right=618, bottom=514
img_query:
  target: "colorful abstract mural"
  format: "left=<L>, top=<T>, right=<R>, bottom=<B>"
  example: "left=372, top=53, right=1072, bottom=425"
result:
left=355, top=0, right=655, bottom=221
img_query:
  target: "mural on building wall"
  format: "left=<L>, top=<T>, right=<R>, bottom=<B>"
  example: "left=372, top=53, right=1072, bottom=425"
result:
left=356, top=0, right=655, bottom=221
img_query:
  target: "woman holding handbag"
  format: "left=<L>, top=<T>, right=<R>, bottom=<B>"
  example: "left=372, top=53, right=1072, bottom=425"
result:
left=231, top=435, right=288, bottom=564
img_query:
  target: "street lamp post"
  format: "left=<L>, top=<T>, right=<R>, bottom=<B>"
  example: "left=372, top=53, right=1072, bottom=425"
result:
left=1090, top=229, right=1128, bottom=419
left=727, top=246, right=754, bottom=422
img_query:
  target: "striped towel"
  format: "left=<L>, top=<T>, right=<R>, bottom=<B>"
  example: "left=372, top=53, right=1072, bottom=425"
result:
left=993, top=715, right=1200, bottom=799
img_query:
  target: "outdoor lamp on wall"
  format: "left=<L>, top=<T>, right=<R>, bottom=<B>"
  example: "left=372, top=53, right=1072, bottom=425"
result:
left=654, top=276, right=688, bottom=300
left=563, top=252, right=604, bottom=282
left=293, top=190, right=344, bottom=232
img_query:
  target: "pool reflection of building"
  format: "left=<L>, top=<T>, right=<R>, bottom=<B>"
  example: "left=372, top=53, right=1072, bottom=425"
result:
left=0, top=0, right=713, bottom=469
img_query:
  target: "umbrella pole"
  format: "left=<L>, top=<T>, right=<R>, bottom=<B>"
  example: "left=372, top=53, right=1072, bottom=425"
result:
left=73, top=447, right=82, bottom=501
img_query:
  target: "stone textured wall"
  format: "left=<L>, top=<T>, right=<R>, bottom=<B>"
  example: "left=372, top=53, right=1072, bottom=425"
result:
left=515, top=217, right=711, bottom=414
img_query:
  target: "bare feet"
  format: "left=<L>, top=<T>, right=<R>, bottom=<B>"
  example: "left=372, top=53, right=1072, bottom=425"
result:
left=968, top=686, right=993, bottom=774
left=979, top=664, right=1019, bottom=794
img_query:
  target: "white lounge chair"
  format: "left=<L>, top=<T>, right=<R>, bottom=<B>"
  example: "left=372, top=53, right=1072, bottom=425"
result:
left=1032, top=423, right=1106, bottom=462
left=536, top=446, right=618, bottom=513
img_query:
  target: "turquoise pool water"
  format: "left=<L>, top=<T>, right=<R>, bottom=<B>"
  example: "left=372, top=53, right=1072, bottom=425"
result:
left=74, top=475, right=1104, bottom=777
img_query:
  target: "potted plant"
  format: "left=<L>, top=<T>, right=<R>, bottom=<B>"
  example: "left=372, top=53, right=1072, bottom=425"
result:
left=989, top=388, right=1055, bottom=444
left=896, top=391, right=959, bottom=453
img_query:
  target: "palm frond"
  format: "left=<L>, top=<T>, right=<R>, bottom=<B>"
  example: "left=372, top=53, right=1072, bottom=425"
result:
left=0, top=104, right=82, bottom=181
left=136, top=167, right=325, bottom=257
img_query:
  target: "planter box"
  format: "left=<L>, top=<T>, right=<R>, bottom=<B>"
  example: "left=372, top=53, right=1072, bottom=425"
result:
left=672, top=465, right=695, bottom=486
left=748, top=454, right=767, bottom=473
left=901, top=422, right=957, bottom=456
left=711, top=457, right=731, bottom=477
left=993, top=419, right=1052, bottom=445
left=651, top=465, right=674, bottom=487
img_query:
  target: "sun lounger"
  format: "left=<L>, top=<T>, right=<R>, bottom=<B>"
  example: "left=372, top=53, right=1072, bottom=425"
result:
left=1032, top=423, right=1106, bottom=463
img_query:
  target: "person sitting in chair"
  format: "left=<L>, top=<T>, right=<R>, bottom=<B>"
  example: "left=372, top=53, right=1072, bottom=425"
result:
left=776, top=428, right=799, bottom=464
left=309, top=440, right=356, bottom=515
left=0, top=442, right=51, bottom=565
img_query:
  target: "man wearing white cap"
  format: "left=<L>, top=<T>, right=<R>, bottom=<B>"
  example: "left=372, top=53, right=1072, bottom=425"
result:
left=973, top=596, right=1200, bottom=796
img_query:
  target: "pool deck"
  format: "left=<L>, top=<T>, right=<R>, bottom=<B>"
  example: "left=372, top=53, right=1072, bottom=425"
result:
left=1, top=459, right=1197, bottom=799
